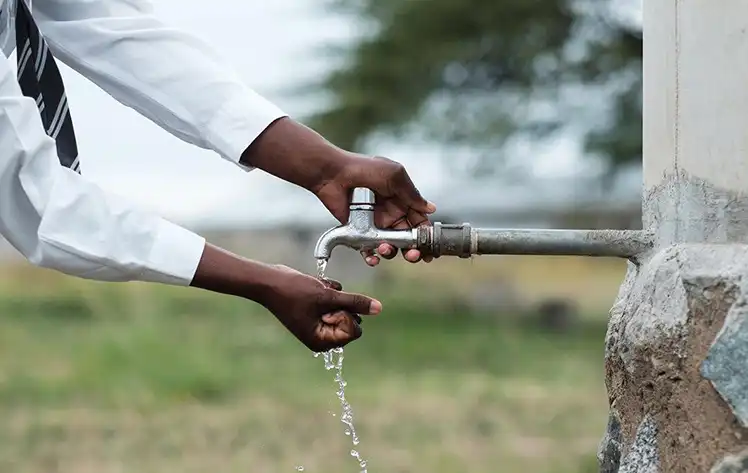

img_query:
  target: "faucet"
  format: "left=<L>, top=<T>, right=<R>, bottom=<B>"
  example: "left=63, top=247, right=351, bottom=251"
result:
left=314, top=187, right=656, bottom=262
left=313, top=188, right=428, bottom=261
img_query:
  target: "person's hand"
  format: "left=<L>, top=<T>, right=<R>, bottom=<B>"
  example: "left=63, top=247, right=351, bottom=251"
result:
left=238, top=118, right=436, bottom=265
left=257, top=264, right=382, bottom=352
left=313, top=155, right=437, bottom=267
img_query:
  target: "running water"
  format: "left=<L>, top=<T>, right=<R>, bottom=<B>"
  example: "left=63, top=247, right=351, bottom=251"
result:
left=313, top=258, right=369, bottom=473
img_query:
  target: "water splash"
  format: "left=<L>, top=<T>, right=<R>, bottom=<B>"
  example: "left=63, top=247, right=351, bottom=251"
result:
left=315, top=258, right=368, bottom=473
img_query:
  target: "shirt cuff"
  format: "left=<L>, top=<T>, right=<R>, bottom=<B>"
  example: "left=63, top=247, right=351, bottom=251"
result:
left=139, top=218, right=206, bottom=286
left=203, top=88, right=288, bottom=171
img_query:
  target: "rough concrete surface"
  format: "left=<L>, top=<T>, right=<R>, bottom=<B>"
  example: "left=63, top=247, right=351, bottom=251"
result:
left=711, top=449, right=748, bottom=473
left=643, top=171, right=748, bottom=247
left=603, top=244, right=748, bottom=472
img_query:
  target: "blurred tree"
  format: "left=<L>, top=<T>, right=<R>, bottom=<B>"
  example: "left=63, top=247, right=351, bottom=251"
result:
left=307, top=0, right=642, bottom=177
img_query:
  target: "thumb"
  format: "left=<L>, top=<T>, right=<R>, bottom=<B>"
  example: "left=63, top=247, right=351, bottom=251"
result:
left=329, top=290, right=382, bottom=315
left=395, top=171, right=436, bottom=215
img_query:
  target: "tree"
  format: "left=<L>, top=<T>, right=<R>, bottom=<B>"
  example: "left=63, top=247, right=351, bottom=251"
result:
left=307, top=0, right=642, bottom=177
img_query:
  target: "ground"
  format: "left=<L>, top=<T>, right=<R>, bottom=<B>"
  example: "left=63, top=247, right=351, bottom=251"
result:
left=0, top=264, right=610, bottom=473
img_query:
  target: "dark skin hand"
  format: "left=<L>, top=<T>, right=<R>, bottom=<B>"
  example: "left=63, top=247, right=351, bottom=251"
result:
left=191, top=244, right=380, bottom=352
left=240, top=117, right=437, bottom=265
left=190, top=117, right=434, bottom=351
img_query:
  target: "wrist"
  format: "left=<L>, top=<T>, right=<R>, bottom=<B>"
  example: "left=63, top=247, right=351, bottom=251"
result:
left=190, top=243, right=281, bottom=304
left=239, top=117, right=353, bottom=192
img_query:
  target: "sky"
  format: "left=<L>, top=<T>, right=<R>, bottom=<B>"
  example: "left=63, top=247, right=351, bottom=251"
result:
left=52, top=0, right=632, bottom=229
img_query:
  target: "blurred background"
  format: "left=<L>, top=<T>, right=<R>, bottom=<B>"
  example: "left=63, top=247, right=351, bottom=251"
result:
left=0, top=0, right=642, bottom=471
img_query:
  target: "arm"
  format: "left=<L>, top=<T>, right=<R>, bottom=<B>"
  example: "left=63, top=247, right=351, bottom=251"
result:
left=0, top=51, right=204, bottom=284
left=32, top=0, right=286, bottom=168
left=1, top=49, right=377, bottom=351
left=0, top=49, right=375, bottom=353
left=32, top=0, right=437, bottom=265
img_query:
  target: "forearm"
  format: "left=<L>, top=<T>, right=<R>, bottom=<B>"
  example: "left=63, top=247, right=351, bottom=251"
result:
left=189, top=243, right=276, bottom=302
left=239, top=117, right=352, bottom=192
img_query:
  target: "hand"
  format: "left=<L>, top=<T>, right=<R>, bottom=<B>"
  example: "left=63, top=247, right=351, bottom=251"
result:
left=313, top=155, right=438, bottom=267
left=257, top=265, right=382, bottom=352
left=239, top=118, right=436, bottom=265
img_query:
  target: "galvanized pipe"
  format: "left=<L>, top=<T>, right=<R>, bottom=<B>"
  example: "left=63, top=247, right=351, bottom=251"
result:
left=424, top=223, right=653, bottom=259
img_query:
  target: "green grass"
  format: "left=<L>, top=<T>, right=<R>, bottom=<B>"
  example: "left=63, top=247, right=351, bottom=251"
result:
left=0, top=273, right=609, bottom=473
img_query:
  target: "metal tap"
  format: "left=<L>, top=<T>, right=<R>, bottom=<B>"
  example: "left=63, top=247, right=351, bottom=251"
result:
left=313, top=188, right=424, bottom=260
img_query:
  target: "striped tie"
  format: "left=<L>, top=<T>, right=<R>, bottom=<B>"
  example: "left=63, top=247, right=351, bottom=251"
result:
left=14, top=0, right=80, bottom=173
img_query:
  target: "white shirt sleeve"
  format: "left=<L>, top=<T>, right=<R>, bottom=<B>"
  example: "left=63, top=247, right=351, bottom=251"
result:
left=33, top=0, right=288, bottom=169
left=0, top=55, right=206, bottom=285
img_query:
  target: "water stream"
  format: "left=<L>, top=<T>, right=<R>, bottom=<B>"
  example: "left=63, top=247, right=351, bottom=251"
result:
left=312, top=258, right=368, bottom=473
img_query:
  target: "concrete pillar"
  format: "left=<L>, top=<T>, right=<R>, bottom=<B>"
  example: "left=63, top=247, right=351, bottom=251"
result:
left=599, top=2, right=748, bottom=472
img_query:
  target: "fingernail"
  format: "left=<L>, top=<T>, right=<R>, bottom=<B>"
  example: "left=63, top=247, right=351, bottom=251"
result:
left=426, top=201, right=437, bottom=213
left=380, top=247, right=391, bottom=256
left=370, top=300, right=382, bottom=314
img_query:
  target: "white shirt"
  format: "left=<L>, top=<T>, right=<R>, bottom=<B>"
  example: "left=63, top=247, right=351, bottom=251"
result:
left=0, top=0, right=287, bottom=285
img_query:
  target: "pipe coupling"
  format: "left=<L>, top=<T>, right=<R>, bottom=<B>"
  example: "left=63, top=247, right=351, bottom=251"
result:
left=425, top=222, right=473, bottom=258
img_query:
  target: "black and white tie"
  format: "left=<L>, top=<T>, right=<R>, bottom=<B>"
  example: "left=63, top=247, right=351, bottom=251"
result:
left=14, top=0, right=80, bottom=173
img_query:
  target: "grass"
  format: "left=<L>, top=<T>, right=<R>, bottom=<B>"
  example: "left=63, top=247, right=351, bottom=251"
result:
left=0, top=265, right=609, bottom=473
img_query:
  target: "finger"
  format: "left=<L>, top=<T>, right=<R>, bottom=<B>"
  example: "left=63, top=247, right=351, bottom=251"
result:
left=393, top=167, right=436, bottom=214
left=403, top=248, right=423, bottom=263
left=405, top=212, right=434, bottom=263
left=406, top=210, right=431, bottom=229
left=321, top=311, right=362, bottom=326
left=380, top=217, right=415, bottom=262
left=330, top=290, right=382, bottom=315
left=377, top=243, right=397, bottom=260
left=360, top=249, right=380, bottom=267
left=322, top=278, right=343, bottom=291
left=375, top=200, right=411, bottom=229
left=321, top=311, right=363, bottom=345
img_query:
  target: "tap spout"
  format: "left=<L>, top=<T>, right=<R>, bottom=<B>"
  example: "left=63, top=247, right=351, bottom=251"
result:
left=313, top=187, right=421, bottom=260
left=313, top=224, right=420, bottom=260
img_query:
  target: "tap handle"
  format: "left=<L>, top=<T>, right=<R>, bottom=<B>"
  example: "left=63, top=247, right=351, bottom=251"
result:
left=351, top=187, right=376, bottom=206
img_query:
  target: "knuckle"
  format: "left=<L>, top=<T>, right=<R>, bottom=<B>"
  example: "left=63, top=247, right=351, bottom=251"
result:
left=373, top=155, right=395, bottom=166
left=375, top=156, right=405, bottom=176
left=392, top=162, right=406, bottom=177
left=353, top=294, right=367, bottom=308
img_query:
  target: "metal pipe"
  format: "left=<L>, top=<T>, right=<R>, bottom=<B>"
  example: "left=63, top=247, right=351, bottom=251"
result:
left=313, top=188, right=654, bottom=261
left=424, top=223, right=653, bottom=259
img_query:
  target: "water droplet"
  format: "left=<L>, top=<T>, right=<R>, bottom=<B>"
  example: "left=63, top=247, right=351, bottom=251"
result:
left=313, top=258, right=367, bottom=473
